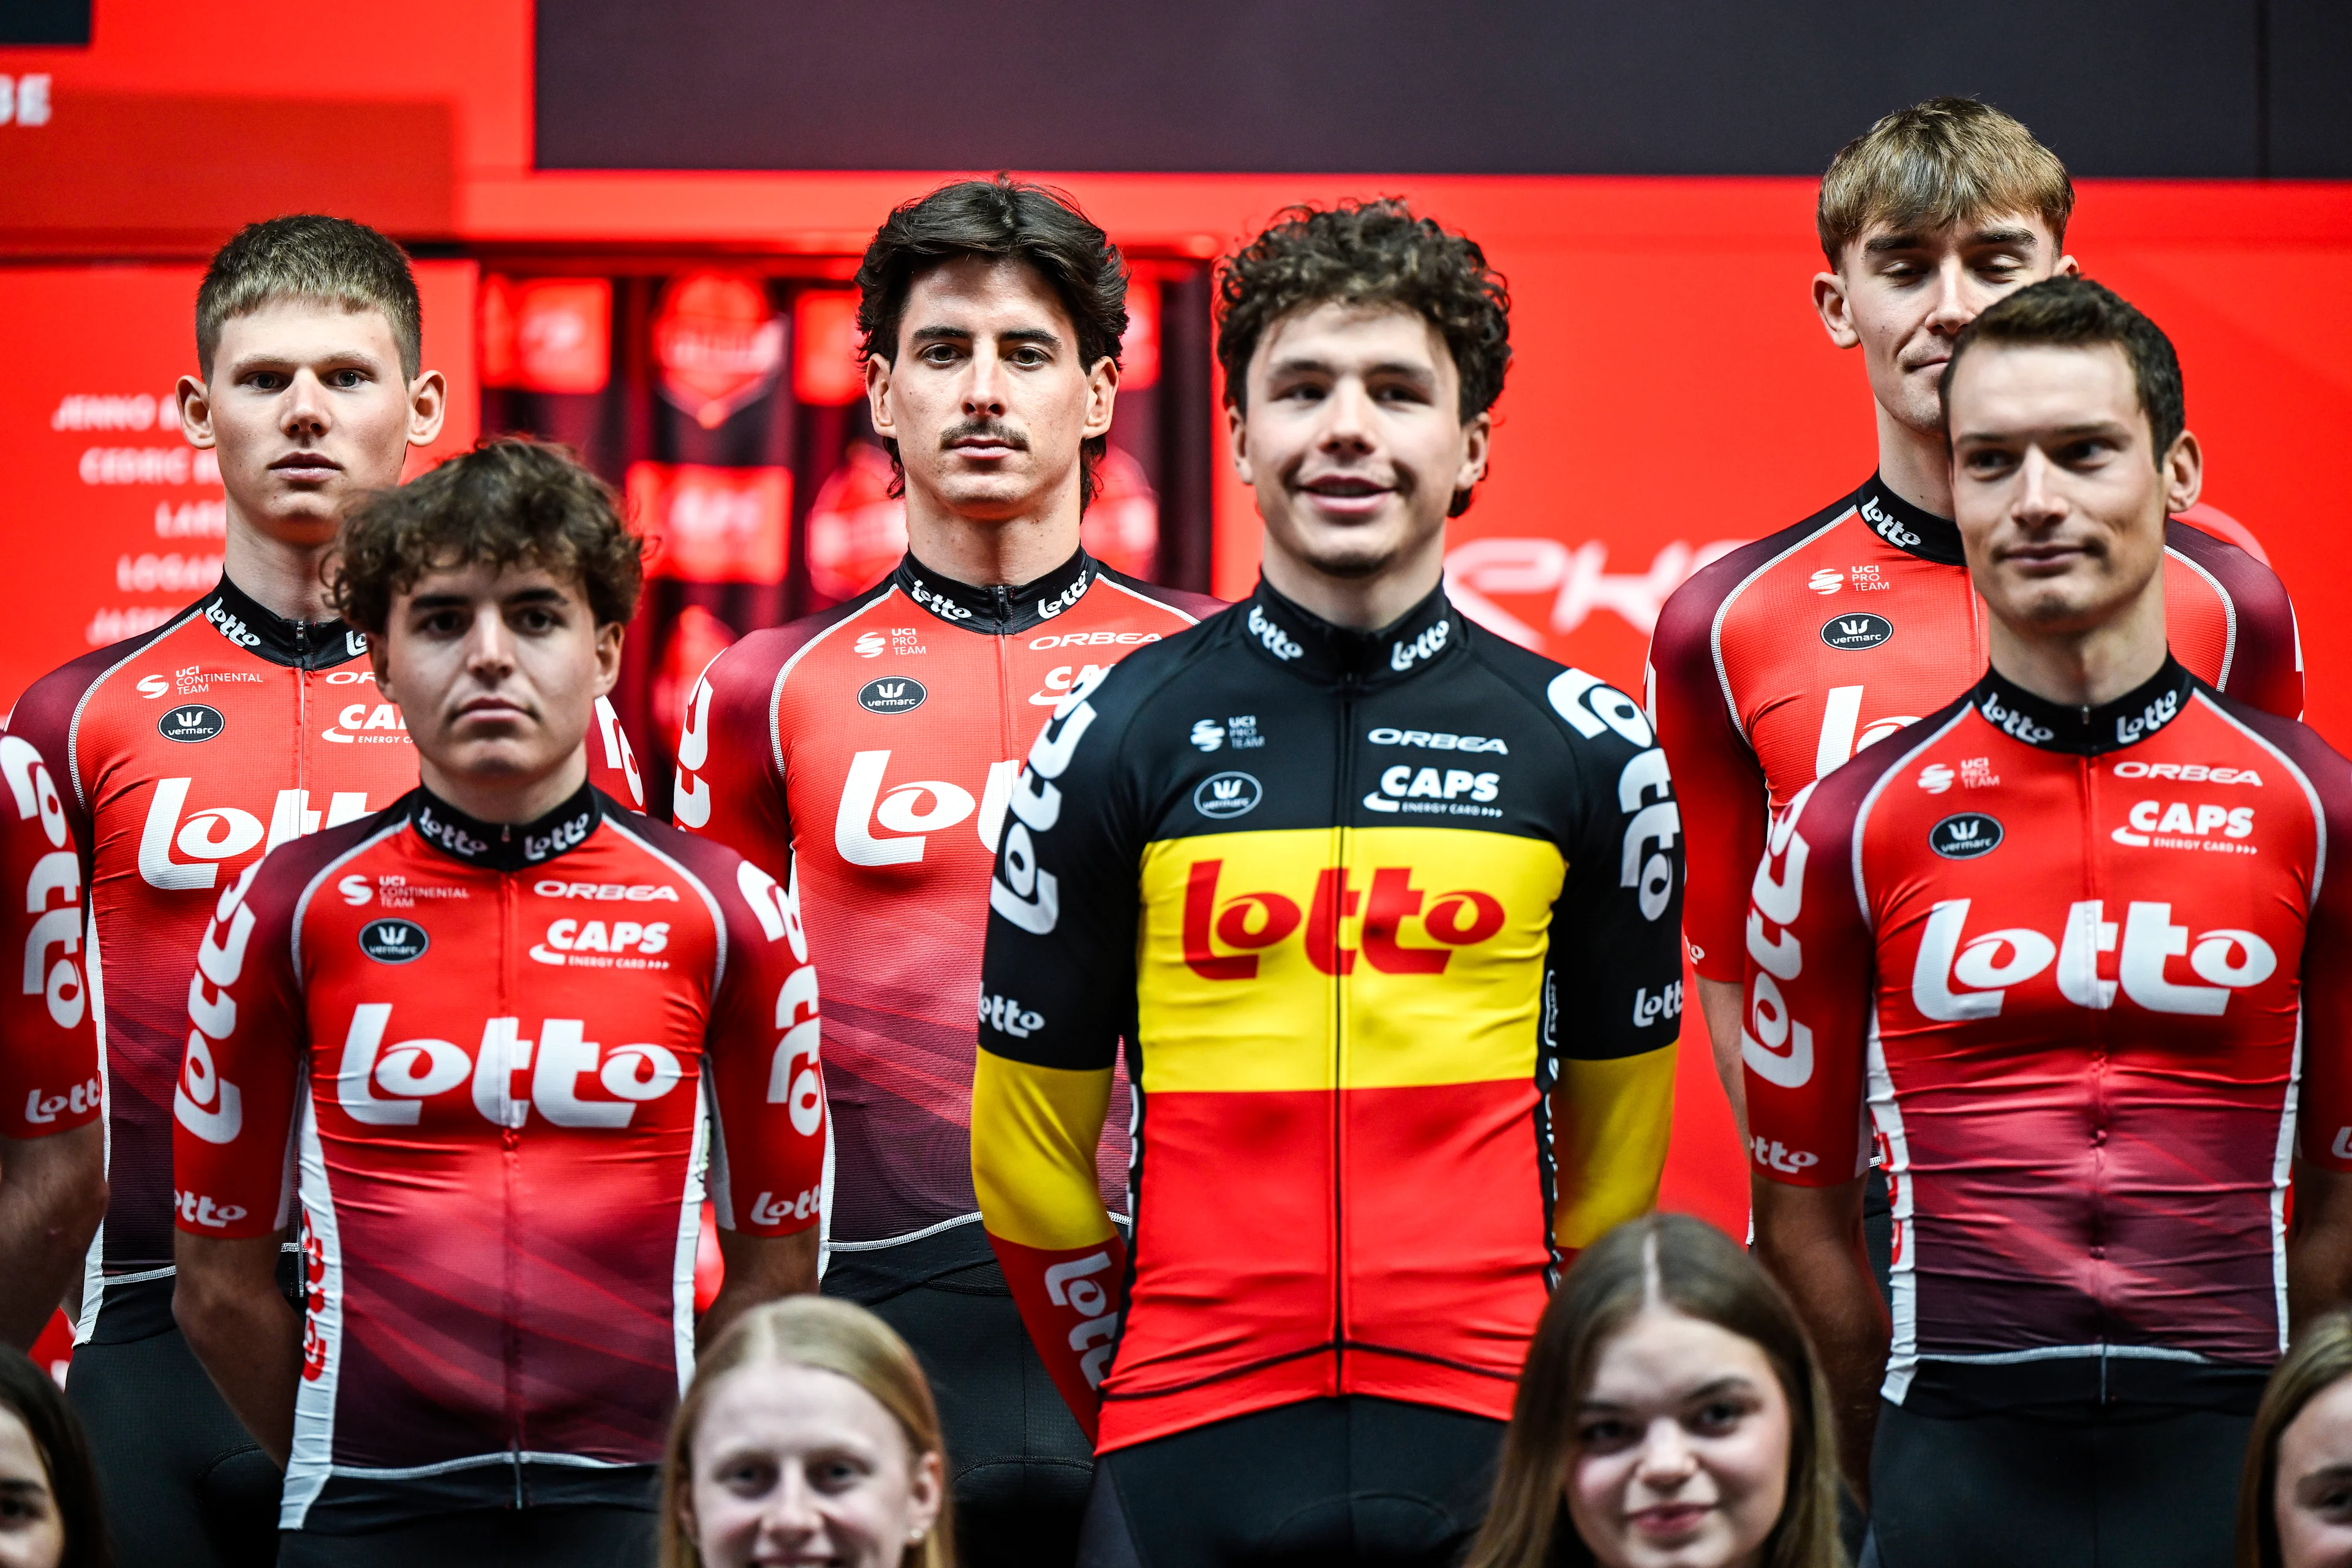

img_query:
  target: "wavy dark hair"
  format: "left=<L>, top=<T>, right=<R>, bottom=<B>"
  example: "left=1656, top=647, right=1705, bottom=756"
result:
left=1463, top=1214, right=1843, bottom=1568
left=1214, top=198, right=1510, bottom=518
left=855, top=175, right=1128, bottom=508
left=1940, top=274, right=2185, bottom=466
left=0, top=1346, right=111, bottom=1567
left=330, top=436, right=644, bottom=634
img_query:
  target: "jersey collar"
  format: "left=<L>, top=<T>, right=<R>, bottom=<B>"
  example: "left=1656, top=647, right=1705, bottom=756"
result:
left=1852, top=475, right=1964, bottom=567
left=1239, top=578, right=1463, bottom=688
left=404, top=778, right=603, bottom=872
left=199, top=576, right=370, bottom=670
left=892, top=548, right=1099, bottom=635
left=1971, top=657, right=2197, bottom=756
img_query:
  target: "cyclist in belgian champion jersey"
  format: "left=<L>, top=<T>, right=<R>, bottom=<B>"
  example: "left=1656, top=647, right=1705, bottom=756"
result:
left=674, top=178, right=1217, bottom=1568
left=172, top=439, right=822, bottom=1568
left=12, top=217, right=646, bottom=1567
left=972, top=201, right=1687, bottom=1568
left=1746, top=279, right=2352, bottom=1567
left=1650, top=100, right=2302, bottom=1148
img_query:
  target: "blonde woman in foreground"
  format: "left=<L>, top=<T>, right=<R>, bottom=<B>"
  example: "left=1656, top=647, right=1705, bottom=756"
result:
left=1464, top=1214, right=1843, bottom=1568
left=662, top=1297, right=951, bottom=1568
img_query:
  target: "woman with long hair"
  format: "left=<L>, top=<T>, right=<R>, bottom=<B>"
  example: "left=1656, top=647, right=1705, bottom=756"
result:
left=0, top=1346, right=108, bottom=1568
left=2238, top=1310, right=2352, bottom=1568
left=1464, top=1213, right=1842, bottom=1568
left=661, top=1296, right=951, bottom=1568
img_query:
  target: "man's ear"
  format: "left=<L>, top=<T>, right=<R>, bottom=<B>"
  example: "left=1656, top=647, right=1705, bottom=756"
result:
left=865, top=352, right=895, bottom=443
left=2164, top=429, right=2204, bottom=515
left=407, top=370, right=449, bottom=448
left=178, top=374, right=216, bottom=450
left=1225, top=395, right=1253, bottom=487
left=1082, top=356, right=1120, bottom=441
left=1812, top=266, right=1861, bottom=350
left=594, top=621, right=625, bottom=699
left=367, top=630, right=394, bottom=704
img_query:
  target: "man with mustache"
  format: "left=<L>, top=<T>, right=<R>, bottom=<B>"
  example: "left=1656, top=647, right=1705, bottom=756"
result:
left=971, top=200, right=1685, bottom=1566
left=673, top=176, right=1218, bottom=1567
left=11, top=215, right=644, bottom=1566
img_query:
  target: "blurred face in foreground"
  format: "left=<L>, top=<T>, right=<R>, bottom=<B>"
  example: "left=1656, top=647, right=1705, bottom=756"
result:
left=2275, top=1376, right=2352, bottom=1568
left=1947, top=340, right=2197, bottom=641
left=684, top=1362, right=944, bottom=1568
left=1230, top=300, right=1488, bottom=597
left=1566, top=1307, right=1791, bottom=1568
left=0, top=1405, right=64, bottom=1568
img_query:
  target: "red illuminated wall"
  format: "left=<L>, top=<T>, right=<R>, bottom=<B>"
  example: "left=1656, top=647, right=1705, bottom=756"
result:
left=6, top=1, right=2351, bottom=1234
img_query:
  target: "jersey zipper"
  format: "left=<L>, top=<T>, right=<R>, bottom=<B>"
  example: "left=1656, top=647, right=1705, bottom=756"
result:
left=498, top=849, right=527, bottom=1496
left=2078, top=747, right=2114, bottom=1390
left=1331, top=668, right=1359, bottom=1386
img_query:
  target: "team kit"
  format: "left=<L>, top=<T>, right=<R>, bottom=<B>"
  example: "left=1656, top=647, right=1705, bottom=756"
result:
left=0, top=94, right=2336, bottom=1568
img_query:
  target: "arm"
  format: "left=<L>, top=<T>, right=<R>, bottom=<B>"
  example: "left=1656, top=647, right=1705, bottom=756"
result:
left=973, top=676, right=1140, bottom=1441
left=1696, top=977, right=1749, bottom=1146
left=2167, top=514, right=2304, bottom=722
left=1553, top=1050, right=1676, bottom=1253
left=673, top=641, right=791, bottom=868
left=702, top=1229, right=820, bottom=1349
left=173, top=1234, right=298, bottom=1467
left=0, top=1127, right=102, bottom=1347
left=1751, top=1173, right=1885, bottom=1501
left=2290, top=729, right=2352, bottom=1322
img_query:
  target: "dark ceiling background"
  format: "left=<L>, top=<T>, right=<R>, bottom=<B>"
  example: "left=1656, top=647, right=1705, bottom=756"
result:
left=536, top=0, right=2350, bottom=179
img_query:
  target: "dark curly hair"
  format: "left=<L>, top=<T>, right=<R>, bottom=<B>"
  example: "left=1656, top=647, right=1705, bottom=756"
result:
left=330, top=437, right=644, bottom=635
left=1215, top=200, right=1510, bottom=516
left=856, top=175, right=1128, bottom=508
left=1941, top=276, right=2184, bottom=464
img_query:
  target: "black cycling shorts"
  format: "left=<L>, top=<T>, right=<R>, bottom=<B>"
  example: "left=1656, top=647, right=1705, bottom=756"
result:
left=1866, top=1395, right=2251, bottom=1568
left=1077, top=1395, right=1504, bottom=1568
left=839, top=1239, right=1095, bottom=1568
left=66, top=1279, right=282, bottom=1568
left=277, top=1506, right=655, bottom=1567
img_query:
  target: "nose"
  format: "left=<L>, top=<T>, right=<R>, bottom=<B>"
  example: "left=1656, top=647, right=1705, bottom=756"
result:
left=753, top=1467, right=828, bottom=1547
left=280, top=369, right=332, bottom=442
left=1633, top=1417, right=1700, bottom=1490
left=1316, top=377, right=1374, bottom=453
left=2013, top=446, right=2068, bottom=529
left=963, top=342, right=1009, bottom=417
left=461, top=607, right=518, bottom=679
left=1924, top=255, right=1975, bottom=339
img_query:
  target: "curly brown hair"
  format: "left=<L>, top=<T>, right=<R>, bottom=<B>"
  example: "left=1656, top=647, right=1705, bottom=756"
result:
left=330, top=437, right=645, bottom=635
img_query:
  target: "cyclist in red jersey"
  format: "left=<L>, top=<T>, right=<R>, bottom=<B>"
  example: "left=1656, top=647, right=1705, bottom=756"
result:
left=0, top=728, right=104, bottom=1349
left=1650, top=100, right=2302, bottom=1145
left=9, top=217, right=644, bottom=1568
left=674, top=178, right=1217, bottom=1568
left=172, top=439, right=820, bottom=1568
left=1746, top=279, right=2352, bottom=1567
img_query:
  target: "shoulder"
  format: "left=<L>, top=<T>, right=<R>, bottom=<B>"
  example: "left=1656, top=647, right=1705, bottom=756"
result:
left=1654, top=496, right=1856, bottom=668
left=10, top=608, right=200, bottom=763
left=2165, top=516, right=2294, bottom=613
left=712, top=590, right=893, bottom=699
left=1814, top=695, right=1975, bottom=836
left=251, top=807, right=406, bottom=925
left=1086, top=565, right=1226, bottom=626
left=1464, top=622, right=1649, bottom=763
left=597, top=805, right=758, bottom=906
left=2195, top=688, right=2352, bottom=810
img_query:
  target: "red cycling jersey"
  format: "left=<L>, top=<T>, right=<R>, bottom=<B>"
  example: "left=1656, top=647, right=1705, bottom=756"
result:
left=1743, top=660, right=2352, bottom=1408
left=171, top=781, right=819, bottom=1531
left=675, top=549, right=1216, bottom=1294
left=0, top=729, right=99, bottom=1142
left=9, top=578, right=644, bottom=1315
left=1651, top=478, right=2303, bottom=983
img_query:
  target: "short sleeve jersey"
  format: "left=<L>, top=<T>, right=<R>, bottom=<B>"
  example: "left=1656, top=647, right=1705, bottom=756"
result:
left=171, top=782, right=820, bottom=1531
left=1743, top=660, right=2352, bottom=1407
left=1650, top=478, right=2304, bottom=982
left=9, top=578, right=647, bottom=1301
left=0, top=728, right=99, bottom=1141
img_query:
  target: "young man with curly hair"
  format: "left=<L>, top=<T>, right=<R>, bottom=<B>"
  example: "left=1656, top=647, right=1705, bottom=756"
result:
left=170, top=437, right=823, bottom=1568
left=672, top=176, right=1218, bottom=1568
left=971, top=200, right=1687, bottom=1566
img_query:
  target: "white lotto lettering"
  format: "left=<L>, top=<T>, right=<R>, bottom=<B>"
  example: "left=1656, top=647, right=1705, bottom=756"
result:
left=749, top=1187, right=822, bottom=1226
left=333, top=1006, right=687, bottom=1129
left=1548, top=668, right=1654, bottom=748
left=671, top=676, right=717, bottom=827
left=835, top=750, right=980, bottom=867
left=1751, top=1136, right=1819, bottom=1175
left=768, top=968, right=823, bottom=1137
left=1910, top=897, right=2274, bottom=1019
left=173, top=1191, right=249, bottom=1228
left=1043, top=1251, right=1121, bottom=1387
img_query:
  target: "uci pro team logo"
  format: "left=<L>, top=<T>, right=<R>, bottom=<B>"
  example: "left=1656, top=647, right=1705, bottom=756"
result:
left=359, top=919, right=430, bottom=963
left=1193, top=772, right=1262, bottom=820
left=857, top=677, right=927, bottom=715
left=158, top=704, right=225, bottom=743
left=1819, top=614, right=1893, bottom=652
left=1929, top=813, right=2003, bottom=860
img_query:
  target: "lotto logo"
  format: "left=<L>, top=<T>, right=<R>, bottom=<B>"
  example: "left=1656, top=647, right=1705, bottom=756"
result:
left=174, top=1190, right=249, bottom=1228
left=1182, top=859, right=1506, bottom=981
left=333, top=1005, right=687, bottom=1130
left=1751, top=1137, right=1818, bottom=1175
left=978, top=989, right=1045, bottom=1038
left=750, top=1188, right=822, bottom=1226
left=1912, top=897, right=2277, bottom=1020
left=1044, top=1251, right=1121, bottom=1389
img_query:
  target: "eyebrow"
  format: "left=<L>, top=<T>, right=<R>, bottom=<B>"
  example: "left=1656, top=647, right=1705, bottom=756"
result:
left=1954, top=419, right=2135, bottom=446
left=1265, top=356, right=1435, bottom=382
left=1578, top=1376, right=1757, bottom=1412
left=907, top=325, right=1065, bottom=348
left=225, top=349, right=383, bottom=375
left=1863, top=225, right=2037, bottom=255
left=406, top=586, right=570, bottom=611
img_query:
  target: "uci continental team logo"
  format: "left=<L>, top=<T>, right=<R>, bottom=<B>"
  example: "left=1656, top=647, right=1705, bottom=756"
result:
left=1193, top=772, right=1262, bottom=820
left=857, top=677, right=927, bottom=715
left=1929, top=813, right=2003, bottom=860
left=358, top=919, right=430, bottom=963
left=1819, top=614, right=1893, bottom=652
left=158, top=704, right=225, bottom=743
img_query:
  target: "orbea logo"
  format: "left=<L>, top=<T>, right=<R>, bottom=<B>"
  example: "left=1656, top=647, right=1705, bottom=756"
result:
left=1181, top=860, right=1506, bottom=981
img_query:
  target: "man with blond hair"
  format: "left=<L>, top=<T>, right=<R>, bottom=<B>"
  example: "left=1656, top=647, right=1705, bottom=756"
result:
left=1649, top=98, right=2302, bottom=1209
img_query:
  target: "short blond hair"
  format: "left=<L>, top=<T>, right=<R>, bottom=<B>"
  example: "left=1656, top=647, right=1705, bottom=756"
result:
left=1817, top=97, right=2073, bottom=266
left=660, top=1297, right=955, bottom=1568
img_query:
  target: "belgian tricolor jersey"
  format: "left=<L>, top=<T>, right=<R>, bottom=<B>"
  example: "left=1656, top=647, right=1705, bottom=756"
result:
left=972, top=580, right=1687, bottom=1452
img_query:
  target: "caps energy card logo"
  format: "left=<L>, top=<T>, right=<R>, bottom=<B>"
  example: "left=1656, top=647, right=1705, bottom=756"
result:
left=858, top=678, right=927, bottom=715
left=1820, top=613, right=1893, bottom=652
left=158, top=704, right=225, bottom=743
left=1929, top=813, right=2003, bottom=859
left=358, top=919, right=431, bottom=964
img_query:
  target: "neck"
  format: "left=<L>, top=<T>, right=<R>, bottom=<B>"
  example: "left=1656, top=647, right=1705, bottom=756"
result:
left=1985, top=575, right=2171, bottom=709
left=1875, top=401, right=1955, bottom=521
left=418, top=748, right=589, bottom=827
left=903, top=480, right=1084, bottom=588
left=222, top=506, right=339, bottom=622
left=1258, top=530, right=1447, bottom=632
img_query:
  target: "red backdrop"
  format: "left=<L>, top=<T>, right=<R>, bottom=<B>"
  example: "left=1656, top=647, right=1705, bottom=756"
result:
left=6, top=1, right=2351, bottom=1235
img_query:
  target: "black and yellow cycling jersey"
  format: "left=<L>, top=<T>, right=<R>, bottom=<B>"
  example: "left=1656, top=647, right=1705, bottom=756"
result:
left=972, top=579, right=1684, bottom=1452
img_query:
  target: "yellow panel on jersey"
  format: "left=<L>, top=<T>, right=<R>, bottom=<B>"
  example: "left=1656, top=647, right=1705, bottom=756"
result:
left=1551, top=1045, right=1678, bottom=1250
left=970, top=1047, right=1118, bottom=1253
left=1136, top=825, right=1568, bottom=1095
